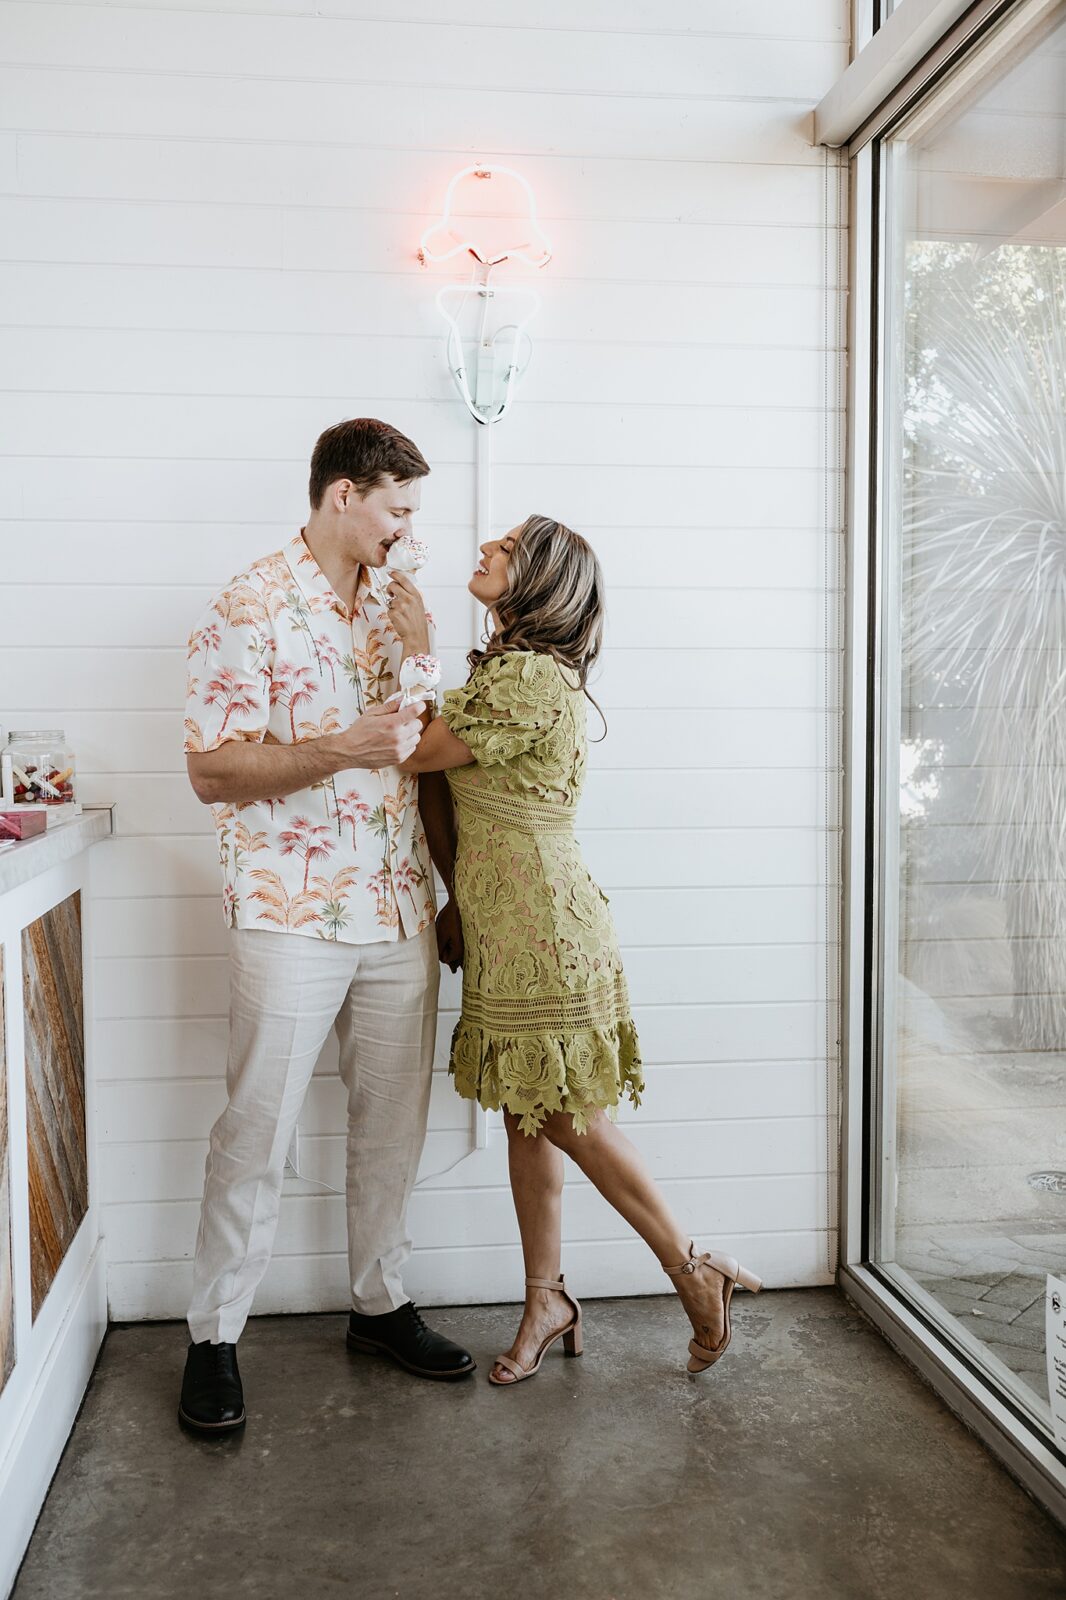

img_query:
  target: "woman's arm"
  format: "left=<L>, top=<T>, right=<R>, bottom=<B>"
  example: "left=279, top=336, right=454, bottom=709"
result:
left=417, top=770, right=464, bottom=972
left=400, top=716, right=476, bottom=774
left=416, top=770, right=458, bottom=897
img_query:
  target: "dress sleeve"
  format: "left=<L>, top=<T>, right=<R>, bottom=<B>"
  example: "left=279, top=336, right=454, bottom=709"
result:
left=183, top=583, right=273, bottom=754
left=441, top=652, right=568, bottom=768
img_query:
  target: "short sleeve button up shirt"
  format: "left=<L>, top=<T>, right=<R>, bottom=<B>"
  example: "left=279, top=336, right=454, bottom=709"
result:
left=184, top=531, right=437, bottom=944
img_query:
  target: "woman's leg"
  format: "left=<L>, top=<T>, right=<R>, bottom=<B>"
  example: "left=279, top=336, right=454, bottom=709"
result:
left=491, top=1111, right=574, bottom=1383
left=539, top=1109, right=727, bottom=1348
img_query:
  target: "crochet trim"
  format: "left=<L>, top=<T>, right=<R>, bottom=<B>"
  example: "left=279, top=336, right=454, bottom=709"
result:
left=449, top=1016, right=644, bottom=1137
left=461, top=972, right=631, bottom=1035
left=447, top=771, right=576, bottom=833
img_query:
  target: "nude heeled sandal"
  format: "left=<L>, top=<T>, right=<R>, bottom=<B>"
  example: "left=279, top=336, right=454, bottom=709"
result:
left=664, top=1244, right=762, bottom=1373
left=487, top=1275, right=583, bottom=1386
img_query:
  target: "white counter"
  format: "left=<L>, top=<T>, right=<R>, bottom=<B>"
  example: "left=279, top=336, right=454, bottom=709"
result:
left=0, top=806, right=114, bottom=897
left=0, top=799, right=114, bottom=1599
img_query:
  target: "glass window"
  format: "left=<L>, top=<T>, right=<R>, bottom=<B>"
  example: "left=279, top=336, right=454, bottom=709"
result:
left=876, top=4, right=1066, bottom=1432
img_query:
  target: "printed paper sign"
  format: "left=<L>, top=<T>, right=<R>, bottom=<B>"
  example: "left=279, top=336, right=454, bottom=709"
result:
left=1047, top=1274, right=1066, bottom=1452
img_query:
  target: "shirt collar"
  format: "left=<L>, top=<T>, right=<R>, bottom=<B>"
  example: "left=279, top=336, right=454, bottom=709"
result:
left=284, top=530, right=376, bottom=621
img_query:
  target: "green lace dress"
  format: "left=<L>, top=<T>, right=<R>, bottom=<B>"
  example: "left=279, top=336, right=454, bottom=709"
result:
left=440, top=649, right=643, bottom=1135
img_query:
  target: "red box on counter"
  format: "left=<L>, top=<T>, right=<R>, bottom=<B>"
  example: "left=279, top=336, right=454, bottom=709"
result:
left=0, top=810, right=48, bottom=840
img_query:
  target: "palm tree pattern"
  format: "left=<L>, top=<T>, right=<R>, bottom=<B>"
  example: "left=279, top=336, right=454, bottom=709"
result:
left=183, top=532, right=438, bottom=942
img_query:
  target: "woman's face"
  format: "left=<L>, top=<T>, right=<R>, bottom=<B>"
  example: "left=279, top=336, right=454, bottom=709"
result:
left=469, top=526, right=520, bottom=608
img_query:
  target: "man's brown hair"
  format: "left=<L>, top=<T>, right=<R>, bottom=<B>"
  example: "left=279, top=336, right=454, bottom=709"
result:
left=308, top=417, right=430, bottom=508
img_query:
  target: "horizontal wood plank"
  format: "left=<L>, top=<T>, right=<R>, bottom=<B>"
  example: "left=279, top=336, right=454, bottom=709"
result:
left=4, top=0, right=843, bottom=1303
left=90, top=886, right=831, bottom=959
left=105, top=1228, right=835, bottom=1318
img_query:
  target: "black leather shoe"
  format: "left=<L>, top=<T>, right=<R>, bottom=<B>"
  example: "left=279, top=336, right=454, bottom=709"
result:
left=346, top=1303, right=476, bottom=1381
left=178, top=1340, right=246, bottom=1434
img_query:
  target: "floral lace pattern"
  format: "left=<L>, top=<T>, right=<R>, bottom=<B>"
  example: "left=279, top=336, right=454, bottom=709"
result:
left=441, top=651, right=643, bottom=1135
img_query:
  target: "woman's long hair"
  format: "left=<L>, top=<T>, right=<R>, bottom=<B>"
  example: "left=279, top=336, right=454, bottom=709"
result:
left=467, top=514, right=607, bottom=735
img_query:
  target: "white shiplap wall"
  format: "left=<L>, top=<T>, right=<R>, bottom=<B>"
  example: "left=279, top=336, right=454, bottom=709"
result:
left=0, top=0, right=848, bottom=1318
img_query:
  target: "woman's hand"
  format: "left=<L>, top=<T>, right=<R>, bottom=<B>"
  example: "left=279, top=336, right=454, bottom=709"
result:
left=435, top=897, right=464, bottom=972
left=386, top=571, right=430, bottom=654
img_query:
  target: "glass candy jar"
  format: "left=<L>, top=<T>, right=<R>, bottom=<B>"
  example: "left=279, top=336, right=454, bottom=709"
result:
left=2, top=729, right=80, bottom=820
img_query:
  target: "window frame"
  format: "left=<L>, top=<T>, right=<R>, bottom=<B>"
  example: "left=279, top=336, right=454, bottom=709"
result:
left=838, top=0, right=1066, bottom=1526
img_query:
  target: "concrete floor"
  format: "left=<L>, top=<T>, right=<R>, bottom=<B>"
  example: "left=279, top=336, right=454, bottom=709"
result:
left=13, top=1289, right=1066, bottom=1600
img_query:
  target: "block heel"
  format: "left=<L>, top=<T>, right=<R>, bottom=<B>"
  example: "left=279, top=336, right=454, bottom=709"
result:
left=664, top=1244, right=761, bottom=1373
left=488, top=1274, right=583, bottom=1385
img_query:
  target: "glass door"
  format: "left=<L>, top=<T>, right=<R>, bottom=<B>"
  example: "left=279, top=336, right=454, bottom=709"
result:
left=872, top=1, right=1066, bottom=1437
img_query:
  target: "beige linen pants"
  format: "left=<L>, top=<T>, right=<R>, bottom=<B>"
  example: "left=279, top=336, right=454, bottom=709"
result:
left=187, top=924, right=439, bottom=1345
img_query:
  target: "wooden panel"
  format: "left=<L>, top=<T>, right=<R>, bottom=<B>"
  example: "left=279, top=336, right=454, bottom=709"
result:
left=0, top=263, right=841, bottom=350
left=0, top=522, right=840, bottom=589
left=68, top=765, right=828, bottom=835
left=1, top=0, right=844, bottom=1309
left=98, top=1113, right=835, bottom=1206
left=0, top=944, right=13, bottom=1390
left=9, top=139, right=835, bottom=225
left=102, top=1169, right=833, bottom=1264
left=22, top=893, right=88, bottom=1319
left=0, top=8, right=845, bottom=101
left=105, top=1227, right=835, bottom=1320
left=83, top=821, right=835, bottom=903
left=0, top=585, right=834, bottom=655
left=0, top=68, right=830, bottom=165
left=92, top=942, right=832, bottom=1022
left=93, top=1003, right=827, bottom=1085
left=9, top=708, right=834, bottom=780
left=3, top=1, right=848, bottom=41
left=91, top=886, right=828, bottom=961
left=0, top=454, right=836, bottom=531
left=0, top=331, right=842, bottom=417
left=0, top=391, right=827, bottom=468
left=0, top=200, right=829, bottom=288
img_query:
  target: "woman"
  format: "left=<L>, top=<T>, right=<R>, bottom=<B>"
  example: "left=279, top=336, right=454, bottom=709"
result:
left=401, top=515, right=761, bottom=1384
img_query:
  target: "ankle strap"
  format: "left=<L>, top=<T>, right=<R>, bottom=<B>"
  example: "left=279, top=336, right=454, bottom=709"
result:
left=526, top=1275, right=565, bottom=1291
left=663, top=1244, right=703, bottom=1278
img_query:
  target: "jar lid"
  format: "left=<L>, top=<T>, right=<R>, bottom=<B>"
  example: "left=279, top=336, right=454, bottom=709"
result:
left=7, top=729, right=66, bottom=741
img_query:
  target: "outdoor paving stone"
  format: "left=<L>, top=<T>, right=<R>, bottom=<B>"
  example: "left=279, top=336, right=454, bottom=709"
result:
left=983, top=1341, right=1049, bottom=1385
left=980, top=1274, right=1048, bottom=1311
left=1009, top=1224, right=1066, bottom=1245
left=1013, top=1299, right=1051, bottom=1332
left=1009, top=1240, right=1066, bottom=1269
left=926, top=1288, right=1015, bottom=1323
left=958, top=1315, right=1044, bottom=1353
left=912, top=1273, right=1010, bottom=1300
left=926, top=1245, right=1023, bottom=1276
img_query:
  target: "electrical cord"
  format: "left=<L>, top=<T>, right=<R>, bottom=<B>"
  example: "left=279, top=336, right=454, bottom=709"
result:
left=283, top=1118, right=487, bottom=1196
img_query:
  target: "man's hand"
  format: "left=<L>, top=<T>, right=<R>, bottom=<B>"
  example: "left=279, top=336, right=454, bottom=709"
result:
left=332, top=700, right=423, bottom=769
left=385, top=570, right=430, bottom=654
left=435, top=897, right=464, bottom=972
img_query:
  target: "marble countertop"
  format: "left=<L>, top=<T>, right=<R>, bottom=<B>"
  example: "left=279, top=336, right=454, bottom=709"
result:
left=0, top=806, right=115, bottom=896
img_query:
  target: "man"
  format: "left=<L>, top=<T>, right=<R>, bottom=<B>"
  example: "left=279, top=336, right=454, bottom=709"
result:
left=179, top=418, right=474, bottom=1436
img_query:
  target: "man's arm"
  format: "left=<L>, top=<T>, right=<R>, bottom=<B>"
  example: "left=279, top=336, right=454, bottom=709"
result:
left=187, top=703, right=424, bottom=806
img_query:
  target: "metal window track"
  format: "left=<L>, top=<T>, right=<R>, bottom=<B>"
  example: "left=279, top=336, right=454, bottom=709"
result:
left=818, top=0, right=1059, bottom=148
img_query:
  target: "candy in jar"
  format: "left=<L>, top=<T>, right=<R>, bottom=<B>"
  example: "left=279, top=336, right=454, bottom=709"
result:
left=1, top=729, right=81, bottom=821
